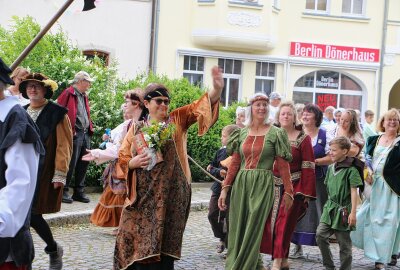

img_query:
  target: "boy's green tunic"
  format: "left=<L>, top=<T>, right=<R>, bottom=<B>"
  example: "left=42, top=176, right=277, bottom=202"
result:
left=320, top=164, right=362, bottom=231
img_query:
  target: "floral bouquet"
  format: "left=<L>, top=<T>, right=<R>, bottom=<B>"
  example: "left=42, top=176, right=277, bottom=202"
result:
left=133, top=121, right=175, bottom=170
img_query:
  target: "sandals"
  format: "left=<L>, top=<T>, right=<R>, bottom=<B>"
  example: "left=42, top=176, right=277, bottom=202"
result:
left=374, top=262, right=386, bottom=270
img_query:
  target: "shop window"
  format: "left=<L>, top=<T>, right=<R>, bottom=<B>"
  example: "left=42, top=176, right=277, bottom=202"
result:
left=183, top=56, right=204, bottom=87
left=293, top=70, right=363, bottom=111
left=342, top=0, right=364, bottom=15
left=255, top=62, right=275, bottom=96
left=82, top=50, right=109, bottom=66
left=218, top=58, right=242, bottom=107
left=306, top=0, right=329, bottom=13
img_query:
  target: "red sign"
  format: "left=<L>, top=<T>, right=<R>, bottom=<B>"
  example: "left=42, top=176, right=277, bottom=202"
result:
left=316, top=93, right=337, bottom=111
left=290, top=42, right=380, bottom=63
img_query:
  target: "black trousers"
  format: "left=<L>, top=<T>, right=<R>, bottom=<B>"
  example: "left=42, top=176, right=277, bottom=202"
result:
left=126, top=255, right=174, bottom=270
left=208, top=192, right=226, bottom=241
left=64, top=130, right=90, bottom=194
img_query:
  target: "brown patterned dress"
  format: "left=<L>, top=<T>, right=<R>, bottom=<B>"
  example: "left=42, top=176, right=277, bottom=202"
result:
left=113, top=93, right=219, bottom=269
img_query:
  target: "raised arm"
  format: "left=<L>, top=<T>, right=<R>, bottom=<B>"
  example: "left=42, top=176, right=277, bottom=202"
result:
left=208, top=66, right=224, bottom=105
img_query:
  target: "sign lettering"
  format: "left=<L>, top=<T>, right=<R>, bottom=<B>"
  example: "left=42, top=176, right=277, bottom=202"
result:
left=290, top=42, right=380, bottom=63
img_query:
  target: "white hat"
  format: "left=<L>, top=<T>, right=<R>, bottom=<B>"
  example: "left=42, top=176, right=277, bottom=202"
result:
left=73, top=71, right=94, bottom=82
left=269, top=92, right=282, bottom=100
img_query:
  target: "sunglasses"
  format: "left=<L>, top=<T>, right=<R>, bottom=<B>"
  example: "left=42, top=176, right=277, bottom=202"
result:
left=152, top=98, right=170, bottom=106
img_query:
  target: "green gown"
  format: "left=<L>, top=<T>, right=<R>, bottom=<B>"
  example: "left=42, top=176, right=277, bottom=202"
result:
left=225, top=126, right=292, bottom=270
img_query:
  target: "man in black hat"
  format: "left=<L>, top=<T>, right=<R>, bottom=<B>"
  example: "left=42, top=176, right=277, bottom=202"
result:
left=0, top=58, right=43, bottom=270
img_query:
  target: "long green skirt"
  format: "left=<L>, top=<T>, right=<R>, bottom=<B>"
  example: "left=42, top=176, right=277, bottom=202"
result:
left=225, top=169, right=275, bottom=270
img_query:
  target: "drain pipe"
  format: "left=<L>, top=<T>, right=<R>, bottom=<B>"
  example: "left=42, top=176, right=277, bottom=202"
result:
left=149, top=0, right=160, bottom=74
left=377, top=0, right=389, bottom=118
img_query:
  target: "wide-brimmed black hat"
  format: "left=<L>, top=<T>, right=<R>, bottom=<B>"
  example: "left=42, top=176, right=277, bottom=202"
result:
left=19, top=73, right=58, bottom=99
left=0, top=58, right=15, bottom=85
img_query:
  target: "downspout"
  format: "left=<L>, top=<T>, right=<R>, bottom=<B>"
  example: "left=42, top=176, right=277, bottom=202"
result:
left=377, top=0, right=389, bottom=118
left=149, top=0, right=160, bottom=74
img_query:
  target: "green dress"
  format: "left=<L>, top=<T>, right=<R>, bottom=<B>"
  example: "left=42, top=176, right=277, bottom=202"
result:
left=320, top=164, right=362, bottom=231
left=225, top=126, right=292, bottom=270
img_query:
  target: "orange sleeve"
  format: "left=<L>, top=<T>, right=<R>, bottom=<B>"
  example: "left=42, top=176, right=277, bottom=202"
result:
left=222, top=152, right=241, bottom=186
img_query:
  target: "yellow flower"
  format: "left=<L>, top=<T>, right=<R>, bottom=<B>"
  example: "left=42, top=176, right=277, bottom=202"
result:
left=43, top=79, right=58, bottom=91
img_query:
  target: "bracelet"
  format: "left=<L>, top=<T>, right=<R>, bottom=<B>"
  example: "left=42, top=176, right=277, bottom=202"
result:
left=284, top=192, right=294, bottom=201
left=221, top=185, right=231, bottom=191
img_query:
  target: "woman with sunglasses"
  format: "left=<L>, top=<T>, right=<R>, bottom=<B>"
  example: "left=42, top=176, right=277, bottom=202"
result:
left=83, top=89, right=147, bottom=231
left=113, top=67, right=224, bottom=270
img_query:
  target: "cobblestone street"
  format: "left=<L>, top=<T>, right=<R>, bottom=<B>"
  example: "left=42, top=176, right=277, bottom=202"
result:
left=32, top=210, right=399, bottom=270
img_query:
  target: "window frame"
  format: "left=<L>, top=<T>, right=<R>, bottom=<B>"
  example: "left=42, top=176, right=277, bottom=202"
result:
left=254, top=61, right=276, bottom=96
left=305, top=0, right=330, bottom=14
left=218, top=58, right=243, bottom=107
left=341, top=0, right=366, bottom=17
left=293, top=70, right=364, bottom=111
left=182, top=55, right=205, bottom=87
left=82, top=50, right=110, bottom=66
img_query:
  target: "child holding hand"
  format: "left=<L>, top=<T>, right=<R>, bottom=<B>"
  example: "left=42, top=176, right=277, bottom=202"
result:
left=207, top=124, right=239, bottom=254
left=316, top=136, right=363, bottom=270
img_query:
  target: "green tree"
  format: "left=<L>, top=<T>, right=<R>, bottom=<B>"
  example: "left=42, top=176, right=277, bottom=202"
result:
left=0, top=16, right=246, bottom=184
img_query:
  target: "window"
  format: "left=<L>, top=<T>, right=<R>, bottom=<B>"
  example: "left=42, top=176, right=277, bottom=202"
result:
left=255, top=62, right=275, bottom=96
left=218, top=58, right=242, bottom=107
left=183, top=56, right=205, bottom=87
left=306, top=0, right=328, bottom=12
left=293, top=70, right=363, bottom=111
left=342, top=0, right=364, bottom=15
left=83, top=50, right=109, bottom=66
left=231, top=0, right=259, bottom=3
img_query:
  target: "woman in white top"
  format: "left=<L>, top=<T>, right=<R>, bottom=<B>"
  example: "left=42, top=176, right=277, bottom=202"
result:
left=83, top=89, right=146, bottom=228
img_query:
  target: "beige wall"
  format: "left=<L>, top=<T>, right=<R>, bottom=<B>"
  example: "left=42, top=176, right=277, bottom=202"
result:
left=0, top=0, right=152, bottom=79
left=156, top=0, right=395, bottom=114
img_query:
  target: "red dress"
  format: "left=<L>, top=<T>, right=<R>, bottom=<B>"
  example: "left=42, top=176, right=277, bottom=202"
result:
left=260, top=131, right=316, bottom=258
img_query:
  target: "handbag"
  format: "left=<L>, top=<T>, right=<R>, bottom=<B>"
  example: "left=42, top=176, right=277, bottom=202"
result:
left=109, top=160, right=128, bottom=195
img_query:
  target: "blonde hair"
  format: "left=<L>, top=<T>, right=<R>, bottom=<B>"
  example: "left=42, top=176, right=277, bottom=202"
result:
left=10, top=66, right=29, bottom=80
left=329, top=136, right=351, bottom=150
left=275, top=101, right=300, bottom=127
left=377, top=108, right=400, bottom=134
left=222, top=124, right=240, bottom=136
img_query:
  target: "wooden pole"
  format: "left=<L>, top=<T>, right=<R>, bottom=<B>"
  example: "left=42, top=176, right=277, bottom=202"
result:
left=188, top=155, right=222, bottom=184
left=10, top=0, right=75, bottom=71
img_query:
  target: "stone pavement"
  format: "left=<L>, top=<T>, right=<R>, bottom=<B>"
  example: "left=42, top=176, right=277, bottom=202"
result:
left=32, top=183, right=399, bottom=269
left=34, top=210, right=399, bottom=270
left=44, top=182, right=212, bottom=226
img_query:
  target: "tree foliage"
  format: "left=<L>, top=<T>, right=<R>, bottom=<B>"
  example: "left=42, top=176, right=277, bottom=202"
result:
left=0, top=16, right=246, bottom=184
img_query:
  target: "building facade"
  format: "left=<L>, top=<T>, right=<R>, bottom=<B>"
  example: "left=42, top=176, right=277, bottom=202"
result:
left=0, top=0, right=153, bottom=79
left=154, top=0, right=400, bottom=117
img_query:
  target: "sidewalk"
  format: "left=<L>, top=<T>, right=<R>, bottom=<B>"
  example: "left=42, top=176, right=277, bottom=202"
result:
left=44, top=182, right=212, bottom=227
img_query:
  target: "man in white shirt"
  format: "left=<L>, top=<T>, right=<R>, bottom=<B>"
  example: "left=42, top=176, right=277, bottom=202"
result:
left=321, top=106, right=336, bottom=130
left=0, top=58, right=42, bottom=270
left=363, top=110, right=377, bottom=142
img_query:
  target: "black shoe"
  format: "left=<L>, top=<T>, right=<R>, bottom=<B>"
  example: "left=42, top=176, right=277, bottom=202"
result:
left=62, top=192, right=73, bottom=204
left=72, top=193, right=90, bottom=203
left=388, top=255, right=397, bottom=266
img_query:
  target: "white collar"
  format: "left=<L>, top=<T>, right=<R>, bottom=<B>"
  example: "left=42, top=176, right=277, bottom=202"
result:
left=0, top=96, right=20, bottom=122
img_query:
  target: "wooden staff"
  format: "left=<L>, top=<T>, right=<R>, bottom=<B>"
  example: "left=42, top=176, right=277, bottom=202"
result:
left=187, top=155, right=222, bottom=184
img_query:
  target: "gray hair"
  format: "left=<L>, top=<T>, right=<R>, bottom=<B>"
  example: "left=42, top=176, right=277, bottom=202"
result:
left=236, top=106, right=246, bottom=117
